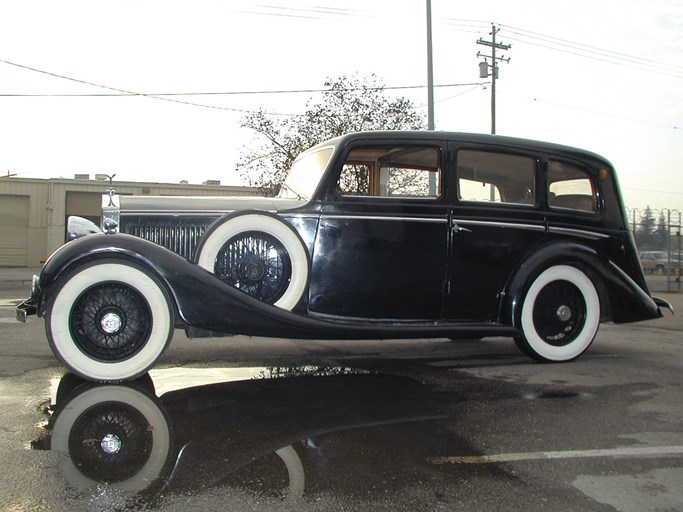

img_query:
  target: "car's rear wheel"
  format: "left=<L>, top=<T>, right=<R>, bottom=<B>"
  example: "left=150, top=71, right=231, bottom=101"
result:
left=514, top=265, right=600, bottom=362
left=196, top=213, right=309, bottom=310
left=46, top=262, right=174, bottom=382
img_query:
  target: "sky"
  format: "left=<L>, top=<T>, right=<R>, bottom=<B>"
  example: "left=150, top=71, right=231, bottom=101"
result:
left=1, top=0, right=681, bottom=212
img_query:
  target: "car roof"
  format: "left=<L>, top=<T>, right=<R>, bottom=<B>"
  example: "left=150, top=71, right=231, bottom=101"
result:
left=305, top=131, right=613, bottom=169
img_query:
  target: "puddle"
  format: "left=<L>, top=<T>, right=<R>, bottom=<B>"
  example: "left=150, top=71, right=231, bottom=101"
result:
left=522, top=389, right=594, bottom=400
left=32, top=367, right=455, bottom=510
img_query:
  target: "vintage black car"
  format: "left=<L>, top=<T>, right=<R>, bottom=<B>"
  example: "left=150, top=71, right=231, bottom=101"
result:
left=17, top=131, right=670, bottom=382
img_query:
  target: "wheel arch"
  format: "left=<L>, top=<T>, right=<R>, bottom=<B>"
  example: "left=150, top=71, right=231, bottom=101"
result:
left=500, top=241, right=613, bottom=330
left=38, top=240, right=181, bottom=326
left=44, top=257, right=178, bottom=382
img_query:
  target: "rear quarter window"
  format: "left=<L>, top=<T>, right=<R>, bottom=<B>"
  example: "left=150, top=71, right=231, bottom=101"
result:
left=547, top=161, right=597, bottom=213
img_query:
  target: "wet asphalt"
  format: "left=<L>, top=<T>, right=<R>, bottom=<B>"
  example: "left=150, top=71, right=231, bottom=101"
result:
left=0, top=271, right=682, bottom=511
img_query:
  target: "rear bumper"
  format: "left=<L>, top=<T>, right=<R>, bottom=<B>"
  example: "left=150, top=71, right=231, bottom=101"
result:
left=653, top=296, right=674, bottom=315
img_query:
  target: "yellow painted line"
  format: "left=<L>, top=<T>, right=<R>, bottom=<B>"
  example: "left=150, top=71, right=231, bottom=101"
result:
left=429, top=446, right=683, bottom=465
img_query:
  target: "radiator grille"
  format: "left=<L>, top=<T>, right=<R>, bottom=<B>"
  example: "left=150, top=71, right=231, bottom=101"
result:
left=123, top=219, right=213, bottom=260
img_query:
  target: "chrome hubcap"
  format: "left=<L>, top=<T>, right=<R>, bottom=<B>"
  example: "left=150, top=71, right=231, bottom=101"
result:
left=100, top=433, right=122, bottom=454
left=556, top=305, right=572, bottom=322
left=100, top=312, right=123, bottom=334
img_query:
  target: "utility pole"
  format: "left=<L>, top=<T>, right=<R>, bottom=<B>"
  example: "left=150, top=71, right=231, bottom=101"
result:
left=426, top=0, right=434, bottom=130
left=477, top=24, right=511, bottom=134
left=426, top=0, right=437, bottom=195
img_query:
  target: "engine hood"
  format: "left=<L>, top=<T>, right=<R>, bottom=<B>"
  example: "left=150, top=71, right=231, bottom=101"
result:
left=119, top=195, right=306, bottom=214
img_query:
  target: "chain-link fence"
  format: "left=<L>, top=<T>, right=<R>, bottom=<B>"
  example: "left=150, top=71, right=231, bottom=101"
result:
left=625, top=208, right=681, bottom=293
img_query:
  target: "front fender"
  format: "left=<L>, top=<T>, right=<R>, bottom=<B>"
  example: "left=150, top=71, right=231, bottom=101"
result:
left=36, top=232, right=182, bottom=316
left=39, top=234, right=323, bottom=335
left=38, top=234, right=294, bottom=333
left=501, top=241, right=662, bottom=328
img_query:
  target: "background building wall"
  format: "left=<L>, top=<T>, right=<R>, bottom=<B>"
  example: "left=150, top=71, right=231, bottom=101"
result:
left=0, top=177, right=260, bottom=267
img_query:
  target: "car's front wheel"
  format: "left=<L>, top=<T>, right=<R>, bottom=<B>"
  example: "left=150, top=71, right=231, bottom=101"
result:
left=514, top=265, right=600, bottom=362
left=46, top=262, right=174, bottom=382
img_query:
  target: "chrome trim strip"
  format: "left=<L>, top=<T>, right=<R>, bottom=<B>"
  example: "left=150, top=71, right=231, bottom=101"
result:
left=549, top=226, right=610, bottom=240
left=123, top=211, right=320, bottom=218
left=454, top=219, right=545, bottom=232
left=321, top=214, right=448, bottom=224
left=123, top=210, right=242, bottom=216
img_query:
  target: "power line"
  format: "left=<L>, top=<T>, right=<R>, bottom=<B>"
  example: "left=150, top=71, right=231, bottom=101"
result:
left=504, top=35, right=683, bottom=78
left=0, top=57, right=485, bottom=119
left=0, top=83, right=487, bottom=98
left=438, top=17, right=490, bottom=31
left=0, top=57, right=266, bottom=114
left=226, top=5, right=363, bottom=21
left=622, top=186, right=683, bottom=196
left=499, top=26, right=683, bottom=78
left=437, top=17, right=683, bottom=78
left=227, top=4, right=369, bottom=21
left=529, top=96, right=679, bottom=130
left=501, top=23, right=683, bottom=72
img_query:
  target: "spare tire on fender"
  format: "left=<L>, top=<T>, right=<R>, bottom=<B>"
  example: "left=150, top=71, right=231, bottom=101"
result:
left=195, top=212, right=309, bottom=310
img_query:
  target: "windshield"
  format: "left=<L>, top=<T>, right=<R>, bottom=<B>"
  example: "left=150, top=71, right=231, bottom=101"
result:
left=279, top=146, right=335, bottom=200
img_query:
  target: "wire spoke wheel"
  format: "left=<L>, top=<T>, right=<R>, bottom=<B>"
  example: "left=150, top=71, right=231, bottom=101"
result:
left=46, top=262, right=174, bottom=382
left=71, top=283, right=152, bottom=361
left=50, top=385, right=172, bottom=493
left=214, top=231, right=292, bottom=304
left=68, top=402, right=154, bottom=483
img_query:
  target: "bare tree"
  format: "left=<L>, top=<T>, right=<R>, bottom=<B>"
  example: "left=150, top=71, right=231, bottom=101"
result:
left=238, top=74, right=426, bottom=192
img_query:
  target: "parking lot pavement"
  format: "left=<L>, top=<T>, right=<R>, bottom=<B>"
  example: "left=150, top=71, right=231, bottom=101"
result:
left=0, top=266, right=40, bottom=283
left=0, top=269, right=681, bottom=511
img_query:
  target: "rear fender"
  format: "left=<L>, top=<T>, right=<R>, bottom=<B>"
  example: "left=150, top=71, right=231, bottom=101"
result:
left=500, top=241, right=662, bottom=328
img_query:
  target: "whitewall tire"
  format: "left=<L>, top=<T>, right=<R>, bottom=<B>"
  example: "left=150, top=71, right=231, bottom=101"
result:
left=46, top=262, right=174, bottom=382
left=50, top=384, right=172, bottom=493
left=515, top=265, right=600, bottom=362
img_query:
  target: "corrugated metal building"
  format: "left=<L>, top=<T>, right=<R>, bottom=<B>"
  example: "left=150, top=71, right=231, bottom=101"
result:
left=0, top=177, right=260, bottom=267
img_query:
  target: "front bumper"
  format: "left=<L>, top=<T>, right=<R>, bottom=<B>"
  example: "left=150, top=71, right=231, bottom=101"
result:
left=16, top=275, right=40, bottom=322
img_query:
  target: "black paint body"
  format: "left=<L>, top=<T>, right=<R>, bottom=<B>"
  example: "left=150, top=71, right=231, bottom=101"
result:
left=25, top=131, right=663, bottom=340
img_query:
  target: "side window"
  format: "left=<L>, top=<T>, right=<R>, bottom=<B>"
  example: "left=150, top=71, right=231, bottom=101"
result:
left=457, top=150, right=536, bottom=205
left=338, top=163, right=371, bottom=195
left=548, top=161, right=597, bottom=213
left=337, top=146, right=440, bottom=198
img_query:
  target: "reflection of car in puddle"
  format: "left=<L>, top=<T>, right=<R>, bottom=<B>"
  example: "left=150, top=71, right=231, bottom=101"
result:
left=33, top=368, right=444, bottom=508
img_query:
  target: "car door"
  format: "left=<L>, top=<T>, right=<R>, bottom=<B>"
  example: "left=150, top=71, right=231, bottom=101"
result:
left=444, top=144, right=547, bottom=321
left=308, top=139, right=450, bottom=320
